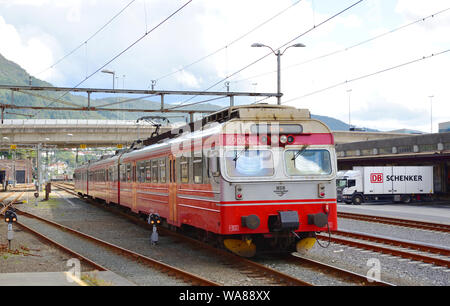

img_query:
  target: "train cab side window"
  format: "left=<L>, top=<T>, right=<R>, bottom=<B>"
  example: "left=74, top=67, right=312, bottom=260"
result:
left=193, top=156, right=203, bottom=184
left=180, top=156, right=189, bottom=183
left=159, top=160, right=166, bottom=183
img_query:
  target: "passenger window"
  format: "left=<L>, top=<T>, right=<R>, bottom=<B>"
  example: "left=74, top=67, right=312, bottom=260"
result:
left=145, top=161, right=151, bottom=182
left=180, top=156, right=189, bottom=183
left=120, top=164, right=126, bottom=182
left=126, top=164, right=132, bottom=182
left=160, top=160, right=166, bottom=183
left=193, top=156, right=203, bottom=184
left=137, top=162, right=144, bottom=183
left=152, top=160, right=159, bottom=183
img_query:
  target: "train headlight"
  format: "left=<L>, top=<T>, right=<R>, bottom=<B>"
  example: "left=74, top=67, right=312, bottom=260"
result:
left=280, top=135, right=288, bottom=144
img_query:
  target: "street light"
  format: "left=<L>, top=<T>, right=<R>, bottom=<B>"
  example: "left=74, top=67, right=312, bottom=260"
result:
left=347, top=89, right=352, bottom=130
left=251, top=42, right=306, bottom=105
left=429, top=95, right=434, bottom=133
left=101, top=69, right=116, bottom=90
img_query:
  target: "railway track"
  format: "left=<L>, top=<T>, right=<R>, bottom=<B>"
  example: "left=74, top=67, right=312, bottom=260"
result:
left=54, top=182, right=394, bottom=286
left=317, top=231, right=450, bottom=269
left=14, top=205, right=219, bottom=286
left=338, top=211, right=450, bottom=233
left=286, top=253, right=393, bottom=286
left=54, top=183, right=313, bottom=286
left=1, top=191, right=105, bottom=271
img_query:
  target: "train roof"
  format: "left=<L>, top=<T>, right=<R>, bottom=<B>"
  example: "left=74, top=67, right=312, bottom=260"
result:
left=79, top=104, right=329, bottom=168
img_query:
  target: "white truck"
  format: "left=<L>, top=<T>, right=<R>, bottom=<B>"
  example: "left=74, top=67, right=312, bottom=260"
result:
left=337, top=166, right=433, bottom=205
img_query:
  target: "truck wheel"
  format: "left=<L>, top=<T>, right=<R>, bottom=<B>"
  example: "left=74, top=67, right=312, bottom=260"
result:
left=352, top=195, right=363, bottom=205
left=401, top=195, right=411, bottom=203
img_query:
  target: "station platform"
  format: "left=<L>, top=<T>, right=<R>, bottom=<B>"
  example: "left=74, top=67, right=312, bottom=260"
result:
left=0, top=270, right=136, bottom=286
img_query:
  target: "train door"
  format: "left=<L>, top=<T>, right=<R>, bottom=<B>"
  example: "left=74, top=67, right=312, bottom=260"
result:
left=132, top=163, right=138, bottom=213
left=168, top=154, right=177, bottom=225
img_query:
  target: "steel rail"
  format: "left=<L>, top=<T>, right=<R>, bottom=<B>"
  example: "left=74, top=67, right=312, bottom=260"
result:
left=317, top=234, right=450, bottom=268
left=337, top=211, right=450, bottom=233
left=16, top=221, right=108, bottom=272
left=15, top=206, right=220, bottom=286
left=0, top=192, right=106, bottom=271
left=56, top=183, right=450, bottom=279
left=288, top=254, right=394, bottom=286
left=333, top=229, right=450, bottom=257
left=54, top=183, right=313, bottom=286
left=0, top=192, right=24, bottom=215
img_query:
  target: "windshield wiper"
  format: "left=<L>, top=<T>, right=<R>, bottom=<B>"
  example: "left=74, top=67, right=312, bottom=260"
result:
left=292, top=145, right=309, bottom=160
left=233, top=145, right=249, bottom=162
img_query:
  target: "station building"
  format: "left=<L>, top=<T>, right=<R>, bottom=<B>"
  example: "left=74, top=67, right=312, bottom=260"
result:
left=0, top=159, right=33, bottom=184
left=335, top=132, right=450, bottom=198
left=439, top=122, right=450, bottom=133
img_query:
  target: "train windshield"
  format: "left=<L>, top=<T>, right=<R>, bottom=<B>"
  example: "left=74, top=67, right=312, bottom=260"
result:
left=285, top=149, right=332, bottom=176
left=225, top=149, right=274, bottom=177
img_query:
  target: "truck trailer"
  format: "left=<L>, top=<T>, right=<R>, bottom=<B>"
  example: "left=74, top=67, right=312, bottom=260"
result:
left=337, top=166, right=433, bottom=204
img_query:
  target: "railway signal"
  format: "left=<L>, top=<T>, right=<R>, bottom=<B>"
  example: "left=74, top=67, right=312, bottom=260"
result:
left=4, top=209, right=17, bottom=250
left=4, top=209, right=17, bottom=223
left=34, top=192, right=39, bottom=206
left=148, top=214, right=161, bottom=245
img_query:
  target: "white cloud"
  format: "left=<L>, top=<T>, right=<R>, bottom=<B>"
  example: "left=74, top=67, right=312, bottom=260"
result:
left=174, top=69, right=201, bottom=88
left=0, top=16, right=56, bottom=80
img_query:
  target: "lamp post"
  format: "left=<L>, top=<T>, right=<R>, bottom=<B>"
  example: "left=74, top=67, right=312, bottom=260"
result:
left=429, top=95, right=434, bottom=133
left=347, top=89, right=352, bottom=130
left=251, top=42, right=305, bottom=105
left=101, top=69, right=116, bottom=90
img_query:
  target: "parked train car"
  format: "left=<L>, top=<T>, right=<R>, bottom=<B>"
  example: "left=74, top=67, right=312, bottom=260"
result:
left=74, top=105, right=338, bottom=257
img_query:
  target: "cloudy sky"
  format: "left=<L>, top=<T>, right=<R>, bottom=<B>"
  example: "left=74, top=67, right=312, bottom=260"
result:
left=0, top=0, right=449, bottom=132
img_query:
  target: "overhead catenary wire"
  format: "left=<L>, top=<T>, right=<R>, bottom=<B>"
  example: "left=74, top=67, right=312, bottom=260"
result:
left=153, top=0, right=304, bottom=85
left=35, top=0, right=137, bottom=76
left=30, top=0, right=193, bottom=118
left=169, top=0, right=365, bottom=111
left=230, top=6, right=450, bottom=85
left=281, top=48, right=450, bottom=104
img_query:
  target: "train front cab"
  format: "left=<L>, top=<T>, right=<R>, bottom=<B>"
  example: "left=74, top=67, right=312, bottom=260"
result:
left=216, top=119, right=338, bottom=256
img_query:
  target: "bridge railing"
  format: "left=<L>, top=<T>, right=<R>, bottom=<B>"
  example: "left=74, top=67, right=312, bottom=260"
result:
left=1, top=119, right=163, bottom=127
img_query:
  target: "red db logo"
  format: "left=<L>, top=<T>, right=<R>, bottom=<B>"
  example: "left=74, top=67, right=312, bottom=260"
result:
left=370, top=173, right=383, bottom=183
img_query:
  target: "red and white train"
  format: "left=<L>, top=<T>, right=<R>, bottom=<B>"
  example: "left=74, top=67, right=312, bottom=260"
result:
left=74, top=105, right=338, bottom=256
